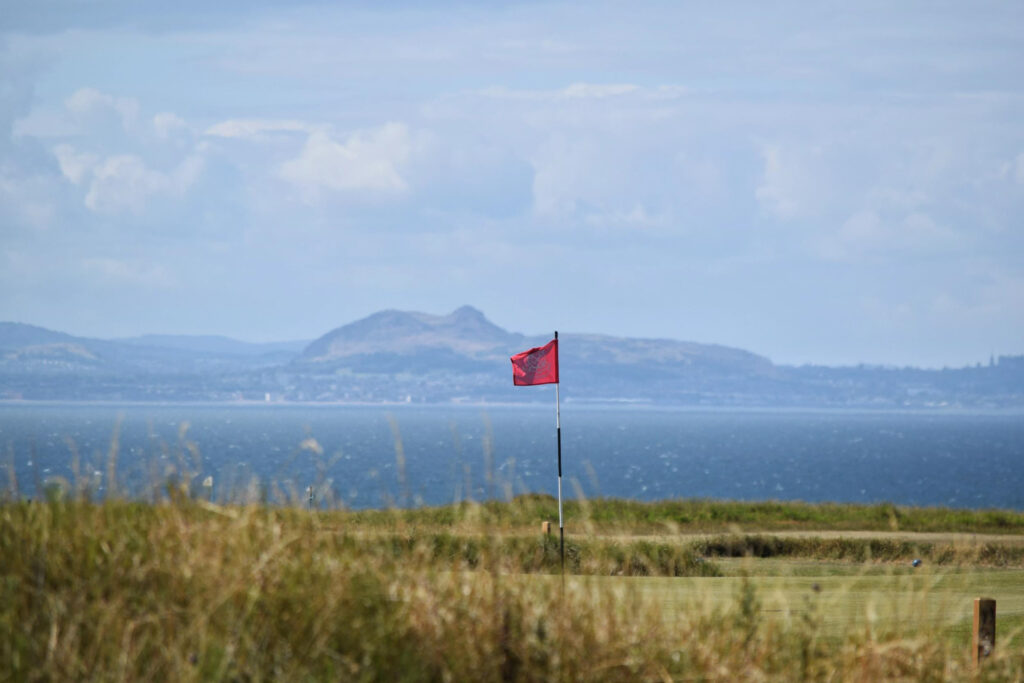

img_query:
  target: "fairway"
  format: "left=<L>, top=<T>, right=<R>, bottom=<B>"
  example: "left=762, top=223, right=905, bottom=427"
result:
left=567, top=561, right=1024, bottom=645
left=609, top=530, right=1024, bottom=546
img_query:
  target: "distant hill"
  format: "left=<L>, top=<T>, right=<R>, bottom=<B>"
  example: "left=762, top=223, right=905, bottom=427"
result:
left=116, top=334, right=308, bottom=357
left=0, top=322, right=80, bottom=349
left=0, top=322, right=106, bottom=374
left=0, top=323, right=303, bottom=384
left=294, top=306, right=779, bottom=401
left=0, top=310, right=1021, bottom=406
left=302, top=306, right=524, bottom=362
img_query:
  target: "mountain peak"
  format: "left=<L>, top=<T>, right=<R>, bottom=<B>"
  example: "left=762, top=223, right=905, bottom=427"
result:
left=449, top=305, right=485, bottom=320
left=300, top=307, right=521, bottom=362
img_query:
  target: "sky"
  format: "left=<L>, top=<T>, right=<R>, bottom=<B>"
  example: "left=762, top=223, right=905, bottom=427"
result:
left=1, top=1, right=1022, bottom=367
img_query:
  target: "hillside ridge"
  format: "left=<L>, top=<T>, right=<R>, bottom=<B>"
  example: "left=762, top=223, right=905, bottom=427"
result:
left=1, top=310, right=1021, bottom=406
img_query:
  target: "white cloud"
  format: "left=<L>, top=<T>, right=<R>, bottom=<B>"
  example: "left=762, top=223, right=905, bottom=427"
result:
left=527, top=129, right=696, bottom=227
left=83, top=153, right=203, bottom=214
left=17, top=89, right=192, bottom=144
left=205, top=118, right=318, bottom=139
left=40, top=95, right=205, bottom=215
left=14, top=88, right=145, bottom=140
left=153, top=112, right=187, bottom=138
left=65, top=87, right=139, bottom=130
left=84, top=156, right=166, bottom=214
left=755, top=143, right=829, bottom=220
left=279, top=123, right=411, bottom=196
left=561, top=83, right=638, bottom=98
left=818, top=210, right=962, bottom=261
left=53, top=144, right=97, bottom=185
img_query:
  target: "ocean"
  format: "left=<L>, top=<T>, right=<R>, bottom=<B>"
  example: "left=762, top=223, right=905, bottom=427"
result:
left=1, top=402, right=1022, bottom=510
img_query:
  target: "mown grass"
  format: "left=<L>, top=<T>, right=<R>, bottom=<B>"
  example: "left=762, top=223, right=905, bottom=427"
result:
left=3, top=497, right=1024, bottom=681
left=692, top=534, right=1024, bottom=567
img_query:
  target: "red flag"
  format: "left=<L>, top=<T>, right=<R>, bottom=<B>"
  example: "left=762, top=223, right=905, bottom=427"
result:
left=511, top=339, right=559, bottom=386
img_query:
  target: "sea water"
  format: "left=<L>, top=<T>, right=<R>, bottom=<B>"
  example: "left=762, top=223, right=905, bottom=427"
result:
left=1, top=403, right=1022, bottom=510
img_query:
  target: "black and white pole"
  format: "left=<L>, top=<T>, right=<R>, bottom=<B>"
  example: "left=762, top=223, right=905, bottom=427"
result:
left=555, top=330, right=564, bottom=572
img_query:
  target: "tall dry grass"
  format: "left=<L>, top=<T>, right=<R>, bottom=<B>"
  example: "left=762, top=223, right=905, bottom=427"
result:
left=2, top=498, right=1023, bottom=681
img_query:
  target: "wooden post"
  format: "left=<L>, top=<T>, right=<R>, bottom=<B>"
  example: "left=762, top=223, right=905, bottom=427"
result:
left=541, top=521, right=551, bottom=537
left=972, top=597, right=996, bottom=667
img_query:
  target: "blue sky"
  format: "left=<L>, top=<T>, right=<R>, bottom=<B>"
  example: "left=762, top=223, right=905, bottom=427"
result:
left=1, top=1, right=1022, bottom=367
